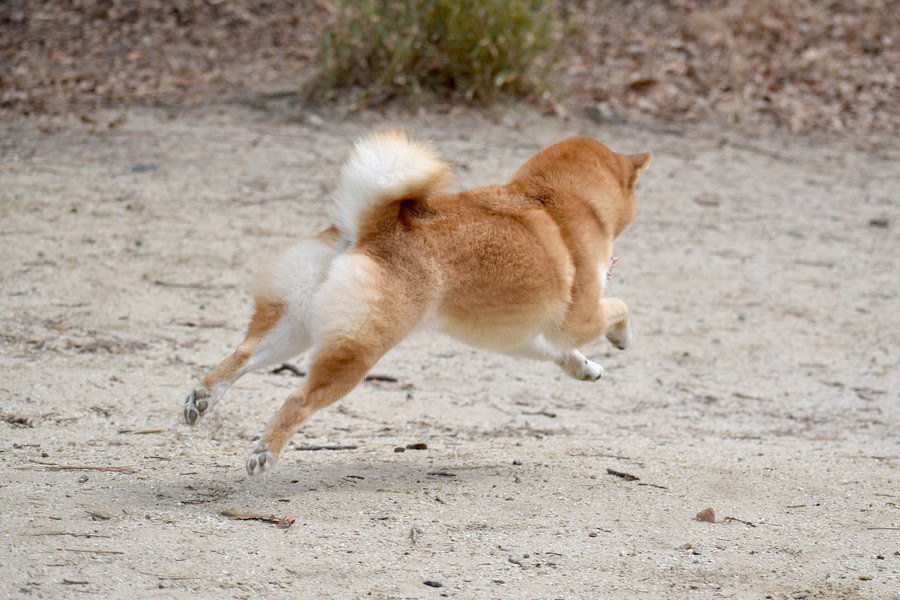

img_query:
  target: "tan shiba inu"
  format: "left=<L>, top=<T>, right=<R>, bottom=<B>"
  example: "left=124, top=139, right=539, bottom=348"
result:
left=183, top=131, right=651, bottom=475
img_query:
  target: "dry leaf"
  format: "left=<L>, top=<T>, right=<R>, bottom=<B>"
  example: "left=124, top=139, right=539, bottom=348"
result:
left=696, top=507, right=716, bottom=523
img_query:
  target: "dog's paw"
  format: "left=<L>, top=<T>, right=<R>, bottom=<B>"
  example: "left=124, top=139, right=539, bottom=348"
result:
left=561, top=353, right=604, bottom=381
left=183, top=387, right=211, bottom=425
left=606, top=323, right=632, bottom=350
left=246, top=443, right=277, bottom=476
left=573, top=358, right=604, bottom=381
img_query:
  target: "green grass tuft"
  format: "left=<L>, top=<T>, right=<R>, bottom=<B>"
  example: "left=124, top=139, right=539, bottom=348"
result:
left=309, top=0, right=558, bottom=106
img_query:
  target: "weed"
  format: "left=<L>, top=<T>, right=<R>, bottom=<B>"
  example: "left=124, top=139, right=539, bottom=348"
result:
left=309, top=0, right=558, bottom=106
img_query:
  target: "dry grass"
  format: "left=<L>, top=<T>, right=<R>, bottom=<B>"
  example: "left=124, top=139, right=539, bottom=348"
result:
left=308, top=0, right=558, bottom=106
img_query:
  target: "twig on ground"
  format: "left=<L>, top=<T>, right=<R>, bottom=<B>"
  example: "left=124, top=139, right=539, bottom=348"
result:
left=60, top=548, right=124, bottom=555
left=30, top=532, right=111, bottom=538
left=149, top=278, right=234, bottom=290
left=522, top=408, right=557, bottom=418
left=294, top=444, right=358, bottom=451
left=732, top=391, right=768, bottom=401
left=118, top=428, right=166, bottom=435
left=637, top=482, right=668, bottom=490
left=364, top=374, right=399, bottom=383
left=272, top=363, right=403, bottom=384
left=724, top=516, right=757, bottom=527
left=272, top=363, right=306, bottom=376
left=220, top=508, right=295, bottom=529
left=606, top=468, right=639, bottom=481
left=27, top=462, right=136, bottom=474
left=137, top=571, right=199, bottom=580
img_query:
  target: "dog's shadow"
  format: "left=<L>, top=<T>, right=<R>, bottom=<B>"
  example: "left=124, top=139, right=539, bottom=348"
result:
left=113, top=456, right=515, bottom=516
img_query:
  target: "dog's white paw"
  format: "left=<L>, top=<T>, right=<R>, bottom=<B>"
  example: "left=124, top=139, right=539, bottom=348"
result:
left=606, top=323, right=632, bottom=350
left=246, top=443, right=277, bottom=476
left=561, top=353, right=604, bottom=381
left=578, top=359, right=604, bottom=381
left=183, top=387, right=211, bottom=425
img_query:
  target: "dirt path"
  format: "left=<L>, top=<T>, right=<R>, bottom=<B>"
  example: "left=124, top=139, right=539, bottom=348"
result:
left=1, top=104, right=898, bottom=599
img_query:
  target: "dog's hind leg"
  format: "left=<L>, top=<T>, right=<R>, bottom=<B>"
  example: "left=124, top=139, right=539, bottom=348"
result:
left=245, top=252, right=425, bottom=475
left=183, top=230, right=341, bottom=426
left=183, top=293, right=311, bottom=425
left=507, top=335, right=604, bottom=381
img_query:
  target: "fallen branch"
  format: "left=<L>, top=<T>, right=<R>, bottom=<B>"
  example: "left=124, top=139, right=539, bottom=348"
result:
left=294, top=444, right=358, bottom=451
left=220, top=508, right=295, bottom=529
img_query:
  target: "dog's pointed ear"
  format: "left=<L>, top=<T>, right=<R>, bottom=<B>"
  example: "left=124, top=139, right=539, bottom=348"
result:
left=628, top=152, right=652, bottom=188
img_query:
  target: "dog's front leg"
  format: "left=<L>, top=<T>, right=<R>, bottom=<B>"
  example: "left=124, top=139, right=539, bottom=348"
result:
left=600, top=298, right=632, bottom=350
left=507, top=335, right=604, bottom=381
left=558, top=297, right=632, bottom=352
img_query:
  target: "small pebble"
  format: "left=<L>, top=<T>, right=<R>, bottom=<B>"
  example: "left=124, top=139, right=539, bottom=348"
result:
left=394, top=447, right=405, bottom=453
left=512, top=459, right=523, bottom=466
left=589, top=532, right=598, bottom=538
left=407, top=443, right=428, bottom=450
left=423, top=580, right=443, bottom=588
left=77, top=475, right=89, bottom=483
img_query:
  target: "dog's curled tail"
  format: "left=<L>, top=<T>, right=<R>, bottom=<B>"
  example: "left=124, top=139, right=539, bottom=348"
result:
left=331, top=129, right=454, bottom=244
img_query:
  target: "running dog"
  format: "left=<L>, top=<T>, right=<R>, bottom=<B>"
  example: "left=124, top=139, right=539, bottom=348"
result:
left=182, top=130, right=651, bottom=475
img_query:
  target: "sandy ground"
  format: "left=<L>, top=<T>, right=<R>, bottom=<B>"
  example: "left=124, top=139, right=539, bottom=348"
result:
left=1, top=104, right=898, bottom=600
